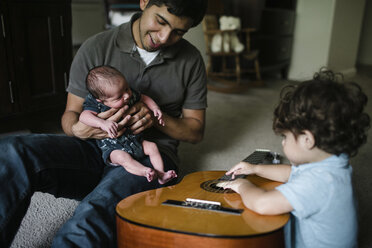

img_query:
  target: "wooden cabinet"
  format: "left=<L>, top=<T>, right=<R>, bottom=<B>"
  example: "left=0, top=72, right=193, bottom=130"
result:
left=223, top=0, right=297, bottom=79
left=0, top=2, right=16, bottom=116
left=0, top=0, right=72, bottom=131
left=252, top=8, right=296, bottom=78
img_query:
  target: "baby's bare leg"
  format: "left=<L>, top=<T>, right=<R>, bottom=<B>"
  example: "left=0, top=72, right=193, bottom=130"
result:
left=110, top=150, right=155, bottom=182
left=142, top=140, right=177, bottom=184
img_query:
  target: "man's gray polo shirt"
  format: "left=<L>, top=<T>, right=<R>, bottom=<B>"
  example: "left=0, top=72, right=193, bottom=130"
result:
left=67, top=14, right=207, bottom=165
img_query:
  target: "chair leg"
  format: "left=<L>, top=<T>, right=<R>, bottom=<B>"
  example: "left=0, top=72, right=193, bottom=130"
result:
left=206, top=56, right=212, bottom=78
left=254, top=59, right=262, bottom=81
left=222, top=56, right=227, bottom=74
left=235, top=56, right=241, bottom=84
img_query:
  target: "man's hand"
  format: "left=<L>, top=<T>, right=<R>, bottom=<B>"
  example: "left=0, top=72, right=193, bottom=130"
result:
left=72, top=106, right=131, bottom=139
left=153, top=108, right=205, bottom=144
left=126, top=101, right=154, bottom=134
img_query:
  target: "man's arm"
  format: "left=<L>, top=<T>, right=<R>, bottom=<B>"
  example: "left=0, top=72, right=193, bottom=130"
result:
left=61, top=93, right=84, bottom=136
left=154, top=108, right=205, bottom=144
left=79, top=110, right=119, bottom=139
left=115, top=101, right=205, bottom=143
left=61, top=93, right=130, bottom=139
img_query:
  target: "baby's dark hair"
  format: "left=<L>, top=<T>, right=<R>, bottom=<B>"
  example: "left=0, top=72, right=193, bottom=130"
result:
left=273, top=68, right=370, bottom=157
left=145, top=0, right=208, bottom=27
left=86, top=65, right=125, bottom=99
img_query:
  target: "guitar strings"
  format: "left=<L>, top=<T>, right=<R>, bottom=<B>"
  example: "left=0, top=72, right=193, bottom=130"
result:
left=183, top=175, right=235, bottom=206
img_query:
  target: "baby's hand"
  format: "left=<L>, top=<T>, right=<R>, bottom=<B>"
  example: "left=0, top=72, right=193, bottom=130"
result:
left=226, top=162, right=255, bottom=179
left=153, top=109, right=165, bottom=126
left=101, top=120, right=118, bottom=138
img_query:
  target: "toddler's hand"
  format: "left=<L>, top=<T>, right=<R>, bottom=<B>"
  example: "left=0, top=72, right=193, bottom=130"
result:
left=226, top=162, right=255, bottom=179
left=217, top=179, right=246, bottom=193
left=101, top=120, right=118, bottom=138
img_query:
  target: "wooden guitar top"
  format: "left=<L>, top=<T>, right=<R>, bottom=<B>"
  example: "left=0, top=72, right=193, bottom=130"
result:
left=116, top=170, right=289, bottom=238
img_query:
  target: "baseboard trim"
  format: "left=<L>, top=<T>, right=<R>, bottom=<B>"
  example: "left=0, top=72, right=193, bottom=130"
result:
left=339, top=67, right=357, bottom=77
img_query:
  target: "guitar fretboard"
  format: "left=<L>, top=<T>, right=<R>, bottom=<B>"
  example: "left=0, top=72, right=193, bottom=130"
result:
left=242, top=149, right=272, bottom=164
left=218, top=149, right=274, bottom=181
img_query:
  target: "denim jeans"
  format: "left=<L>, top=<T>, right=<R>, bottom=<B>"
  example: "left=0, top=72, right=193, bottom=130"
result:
left=0, top=134, right=177, bottom=247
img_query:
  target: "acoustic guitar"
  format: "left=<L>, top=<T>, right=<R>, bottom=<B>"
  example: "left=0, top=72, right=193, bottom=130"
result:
left=116, top=151, right=289, bottom=248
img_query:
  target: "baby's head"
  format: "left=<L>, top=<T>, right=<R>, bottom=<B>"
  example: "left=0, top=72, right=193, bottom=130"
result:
left=273, top=68, right=370, bottom=157
left=86, top=65, right=128, bottom=100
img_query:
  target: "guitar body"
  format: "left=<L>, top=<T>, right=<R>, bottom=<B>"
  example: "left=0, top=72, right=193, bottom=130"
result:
left=116, top=171, right=289, bottom=248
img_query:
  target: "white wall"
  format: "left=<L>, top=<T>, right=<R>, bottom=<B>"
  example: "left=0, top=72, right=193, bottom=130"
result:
left=71, top=1, right=106, bottom=46
left=357, top=0, right=372, bottom=65
left=288, top=0, right=366, bottom=80
left=288, top=0, right=335, bottom=80
left=70, top=0, right=207, bottom=62
left=184, top=24, right=207, bottom=66
left=328, top=0, right=365, bottom=74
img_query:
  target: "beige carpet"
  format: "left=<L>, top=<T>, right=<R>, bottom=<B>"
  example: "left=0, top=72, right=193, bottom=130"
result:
left=10, top=69, right=372, bottom=247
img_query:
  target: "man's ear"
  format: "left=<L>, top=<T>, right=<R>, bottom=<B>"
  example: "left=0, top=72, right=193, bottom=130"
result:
left=140, top=0, right=150, bottom=11
left=301, top=130, right=315, bottom=150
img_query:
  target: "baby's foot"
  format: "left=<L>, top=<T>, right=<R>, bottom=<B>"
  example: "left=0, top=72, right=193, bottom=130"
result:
left=144, top=168, right=156, bottom=182
left=158, top=170, right=177, bottom=184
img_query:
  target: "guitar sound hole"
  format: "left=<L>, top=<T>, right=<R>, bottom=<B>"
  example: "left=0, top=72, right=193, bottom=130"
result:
left=200, top=180, right=234, bottom=193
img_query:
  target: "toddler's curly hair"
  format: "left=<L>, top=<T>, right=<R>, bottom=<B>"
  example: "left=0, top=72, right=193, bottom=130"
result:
left=273, top=68, right=370, bottom=157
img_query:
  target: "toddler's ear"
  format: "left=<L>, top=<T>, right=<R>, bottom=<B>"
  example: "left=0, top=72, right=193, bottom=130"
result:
left=302, top=130, right=315, bottom=149
left=96, top=99, right=102, bottom=103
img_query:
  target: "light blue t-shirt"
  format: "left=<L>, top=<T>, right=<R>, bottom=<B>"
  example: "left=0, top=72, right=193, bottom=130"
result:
left=276, top=154, right=357, bottom=248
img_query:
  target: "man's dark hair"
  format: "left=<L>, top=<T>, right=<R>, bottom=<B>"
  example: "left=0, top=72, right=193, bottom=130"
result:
left=146, top=0, right=208, bottom=27
left=86, top=65, right=125, bottom=99
left=273, top=68, right=370, bottom=157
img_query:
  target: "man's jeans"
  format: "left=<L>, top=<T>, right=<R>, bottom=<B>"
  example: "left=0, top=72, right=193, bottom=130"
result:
left=0, top=134, right=177, bottom=247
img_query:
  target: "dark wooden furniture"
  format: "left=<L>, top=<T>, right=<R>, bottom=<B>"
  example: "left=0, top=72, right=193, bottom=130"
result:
left=251, top=8, right=296, bottom=78
left=202, top=15, right=263, bottom=93
left=0, top=0, right=72, bottom=132
left=223, top=0, right=297, bottom=79
left=103, top=0, right=140, bottom=28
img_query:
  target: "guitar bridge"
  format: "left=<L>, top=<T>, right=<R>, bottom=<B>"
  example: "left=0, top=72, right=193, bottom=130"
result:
left=162, top=199, right=243, bottom=215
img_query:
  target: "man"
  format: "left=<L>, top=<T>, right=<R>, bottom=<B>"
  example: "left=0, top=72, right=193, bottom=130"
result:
left=0, top=0, right=208, bottom=247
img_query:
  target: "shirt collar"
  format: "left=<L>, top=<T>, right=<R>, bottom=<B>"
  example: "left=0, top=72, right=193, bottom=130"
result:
left=116, top=12, right=180, bottom=59
left=293, top=153, right=350, bottom=171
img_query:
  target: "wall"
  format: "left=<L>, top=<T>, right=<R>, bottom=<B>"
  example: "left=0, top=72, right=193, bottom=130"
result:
left=71, top=0, right=106, bottom=47
left=288, top=0, right=366, bottom=80
left=184, top=24, right=207, bottom=66
left=327, top=0, right=365, bottom=74
left=71, top=1, right=207, bottom=64
left=357, top=0, right=372, bottom=65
